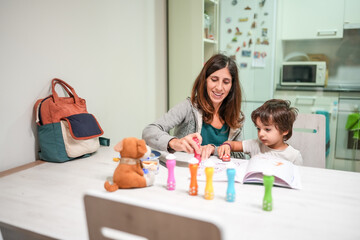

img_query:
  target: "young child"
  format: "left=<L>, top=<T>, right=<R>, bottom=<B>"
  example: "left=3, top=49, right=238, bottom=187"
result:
left=218, top=99, right=303, bottom=165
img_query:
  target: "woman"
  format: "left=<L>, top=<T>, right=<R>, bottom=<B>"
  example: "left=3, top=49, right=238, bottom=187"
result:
left=142, top=53, right=245, bottom=160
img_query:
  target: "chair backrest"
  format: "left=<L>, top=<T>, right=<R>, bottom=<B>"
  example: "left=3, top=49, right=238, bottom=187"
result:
left=84, top=191, right=223, bottom=240
left=286, top=113, right=326, bottom=168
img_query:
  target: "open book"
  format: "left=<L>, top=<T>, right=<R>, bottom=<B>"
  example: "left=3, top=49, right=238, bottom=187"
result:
left=196, top=155, right=302, bottom=189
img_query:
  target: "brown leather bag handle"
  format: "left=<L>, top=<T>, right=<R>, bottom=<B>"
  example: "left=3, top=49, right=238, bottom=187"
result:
left=51, top=78, right=81, bottom=104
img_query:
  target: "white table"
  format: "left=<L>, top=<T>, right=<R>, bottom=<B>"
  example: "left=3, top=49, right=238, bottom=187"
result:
left=0, top=147, right=360, bottom=240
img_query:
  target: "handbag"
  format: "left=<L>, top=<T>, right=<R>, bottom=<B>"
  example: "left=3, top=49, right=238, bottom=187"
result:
left=34, top=78, right=104, bottom=162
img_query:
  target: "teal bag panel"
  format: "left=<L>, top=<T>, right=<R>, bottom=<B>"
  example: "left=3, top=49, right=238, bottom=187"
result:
left=38, top=122, right=73, bottom=162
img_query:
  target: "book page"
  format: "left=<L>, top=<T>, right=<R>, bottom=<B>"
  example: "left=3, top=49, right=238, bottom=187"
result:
left=196, top=156, right=248, bottom=182
left=244, top=155, right=301, bottom=189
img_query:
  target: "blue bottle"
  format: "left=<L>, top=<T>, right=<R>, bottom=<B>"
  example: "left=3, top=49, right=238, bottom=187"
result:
left=226, top=162, right=236, bottom=202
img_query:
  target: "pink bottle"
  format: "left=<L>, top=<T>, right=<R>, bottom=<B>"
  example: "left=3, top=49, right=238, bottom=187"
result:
left=166, top=154, right=176, bottom=190
left=193, top=137, right=201, bottom=162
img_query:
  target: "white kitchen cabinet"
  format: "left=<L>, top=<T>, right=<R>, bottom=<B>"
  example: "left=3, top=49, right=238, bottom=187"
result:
left=204, top=0, right=219, bottom=62
left=168, top=0, right=219, bottom=108
left=280, top=0, right=345, bottom=40
left=344, top=0, right=360, bottom=29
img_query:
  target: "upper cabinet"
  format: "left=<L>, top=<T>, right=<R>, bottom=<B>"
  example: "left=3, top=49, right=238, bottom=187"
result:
left=344, top=0, right=360, bottom=29
left=168, top=0, right=220, bottom=108
left=280, top=0, right=345, bottom=40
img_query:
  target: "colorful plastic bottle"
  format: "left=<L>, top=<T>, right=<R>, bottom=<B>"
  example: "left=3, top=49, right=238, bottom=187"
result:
left=188, top=158, right=199, bottom=196
left=192, top=137, right=201, bottom=162
left=263, top=170, right=275, bottom=211
left=204, top=161, right=215, bottom=200
left=166, top=154, right=176, bottom=190
left=226, top=162, right=236, bottom=202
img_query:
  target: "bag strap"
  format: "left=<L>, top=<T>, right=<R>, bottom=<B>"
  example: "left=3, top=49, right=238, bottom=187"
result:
left=54, top=79, right=74, bottom=98
left=51, top=78, right=81, bottom=104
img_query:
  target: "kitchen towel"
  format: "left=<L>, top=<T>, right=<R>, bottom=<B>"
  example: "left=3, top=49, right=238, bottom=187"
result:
left=316, top=110, right=330, bottom=157
left=345, top=113, right=360, bottom=140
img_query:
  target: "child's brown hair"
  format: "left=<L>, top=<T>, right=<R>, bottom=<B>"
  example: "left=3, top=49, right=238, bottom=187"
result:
left=251, top=99, right=298, bottom=141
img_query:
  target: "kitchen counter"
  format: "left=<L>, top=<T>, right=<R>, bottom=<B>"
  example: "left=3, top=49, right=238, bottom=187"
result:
left=276, top=84, right=360, bottom=93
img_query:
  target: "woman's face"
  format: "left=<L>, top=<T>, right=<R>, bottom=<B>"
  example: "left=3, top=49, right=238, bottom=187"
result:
left=206, top=67, right=232, bottom=109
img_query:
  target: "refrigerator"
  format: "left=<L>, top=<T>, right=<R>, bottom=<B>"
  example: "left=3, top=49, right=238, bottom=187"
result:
left=219, top=0, right=277, bottom=140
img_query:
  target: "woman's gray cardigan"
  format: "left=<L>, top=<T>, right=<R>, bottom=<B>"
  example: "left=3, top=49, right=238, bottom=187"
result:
left=142, top=98, right=244, bottom=158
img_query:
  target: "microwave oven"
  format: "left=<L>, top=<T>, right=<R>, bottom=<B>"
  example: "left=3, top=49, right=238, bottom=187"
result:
left=280, top=61, right=327, bottom=86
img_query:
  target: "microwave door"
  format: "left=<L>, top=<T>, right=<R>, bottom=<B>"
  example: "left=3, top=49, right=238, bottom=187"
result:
left=282, top=65, right=316, bottom=85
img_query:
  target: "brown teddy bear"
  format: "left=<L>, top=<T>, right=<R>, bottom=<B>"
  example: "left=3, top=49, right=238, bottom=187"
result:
left=104, top=137, right=155, bottom=191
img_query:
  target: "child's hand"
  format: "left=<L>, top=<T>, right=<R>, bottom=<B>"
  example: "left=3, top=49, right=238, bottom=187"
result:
left=218, top=143, right=231, bottom=159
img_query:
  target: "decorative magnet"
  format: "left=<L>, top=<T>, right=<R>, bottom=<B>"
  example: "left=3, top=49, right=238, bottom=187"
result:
left=251, top=21, right=256, bottom=29
left=235, top=46, right=241, bottom=53
left=226, top=43, right=232, bottom=49
left=254, top=51, right=260, bottom=59
left=240, top=63, right=248, bottom=68
left=259, top=0, right=266, bottom=7
left=232, top=0, right=238, bottom=6
left=261, top=52, right=267, bottom=58
left=225, top=17, right=232, bottom=23
left=254, top=13, right=258, bottom=19
left=242, top=50, right=251, bottom=57
left=261, top=38, right=269, bottom=45
left=239, top=17, right=248, bottom=22
left=235, top=27, right=242, bottom=35
left=262, top=28, right=268, bottom=37
left=232, top=37, right=238, bottom=42
left=243, top=41, right=246, bottom=47
left=248, top=31, right=252, bottom=36
left=248, top=39, right=253, bottom=48
left=228, top=28, right=232, bottom=34
left=245, top=6, right=251, bottom=10
left=256, top=38, right=261, bottom=44
left=264, top=12, right=269, bottom=16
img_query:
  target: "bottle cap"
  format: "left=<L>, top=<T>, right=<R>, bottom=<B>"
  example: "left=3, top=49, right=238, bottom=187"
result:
left=262, top=169, right=274, bottom=176
left=188, top=158, right=199, bottom=165
left=166, top=154, right=177, bottom=160
left=226, top=162, right=236, bottom=169
left=204, top=160, right=215, bottom=168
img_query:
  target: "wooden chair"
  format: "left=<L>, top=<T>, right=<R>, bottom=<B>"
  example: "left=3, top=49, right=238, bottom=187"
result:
left=84, top=191, right=223, bottom=240
left=286, top=113, right=326, bottom=168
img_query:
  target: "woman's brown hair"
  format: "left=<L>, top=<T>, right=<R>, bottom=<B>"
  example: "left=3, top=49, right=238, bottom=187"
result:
left=251, top=99, right=298, bottom=141
left=191, top=54, right=244, bottom=129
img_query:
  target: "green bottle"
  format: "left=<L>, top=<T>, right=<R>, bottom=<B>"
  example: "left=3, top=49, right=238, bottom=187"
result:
left=263, top=172, right=275, bottom=211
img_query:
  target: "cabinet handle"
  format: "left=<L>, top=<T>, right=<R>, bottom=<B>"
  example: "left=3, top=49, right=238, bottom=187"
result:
left=295, top=96, right=315, bottom=105
left=317, top=30, right=337, bottom=36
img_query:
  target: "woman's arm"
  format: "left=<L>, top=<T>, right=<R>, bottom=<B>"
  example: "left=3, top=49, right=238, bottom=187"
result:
left=142, top=99, right=193, bottom=152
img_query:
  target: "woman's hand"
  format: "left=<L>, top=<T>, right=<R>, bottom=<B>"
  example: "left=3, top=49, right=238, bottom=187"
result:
left=168, top=133, right=202, bottom=154
left=218, top=143, right=231, bottom=159
left=200, top=144, right=215, bottom=161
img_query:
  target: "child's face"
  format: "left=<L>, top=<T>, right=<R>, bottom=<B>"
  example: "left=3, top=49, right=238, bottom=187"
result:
left=255, top=117, right=288, bottom=150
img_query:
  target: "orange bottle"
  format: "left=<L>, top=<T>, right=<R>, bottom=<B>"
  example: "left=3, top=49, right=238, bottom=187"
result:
left=188, top=158, right=199, bottom=196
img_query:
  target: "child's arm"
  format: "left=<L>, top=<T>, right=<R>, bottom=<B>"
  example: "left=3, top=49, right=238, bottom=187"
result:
left=218, top=141, right=244, bottom=159
left=228, top=141, right=243, bottom=152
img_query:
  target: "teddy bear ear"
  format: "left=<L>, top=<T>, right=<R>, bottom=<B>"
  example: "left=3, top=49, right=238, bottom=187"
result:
left=137, top=139, right=147, bottom=156
left=114, top=140, right=123, bottom=152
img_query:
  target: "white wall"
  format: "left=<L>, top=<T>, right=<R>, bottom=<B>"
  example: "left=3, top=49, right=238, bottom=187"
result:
left=0, top=0, right=167, bottom=171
